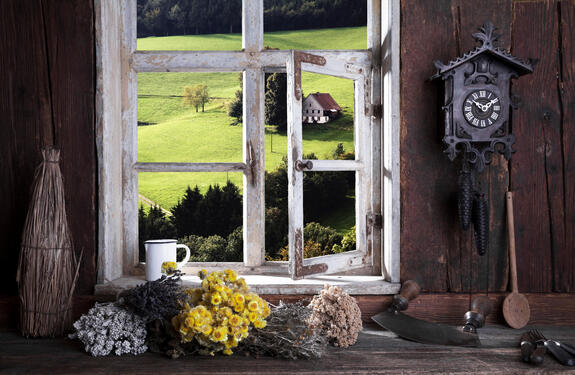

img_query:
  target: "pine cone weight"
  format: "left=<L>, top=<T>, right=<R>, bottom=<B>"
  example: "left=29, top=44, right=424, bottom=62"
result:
left=472, top=192, right=489, bottom=256
left=458, top=171, right=474, bottom=230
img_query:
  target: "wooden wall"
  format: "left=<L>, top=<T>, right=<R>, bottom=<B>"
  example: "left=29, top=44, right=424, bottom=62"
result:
left=400, top=0, right=575, bottom=293
left=0, top=0, right=97, bottom=295
left=0, top=0, right=573, bottom=300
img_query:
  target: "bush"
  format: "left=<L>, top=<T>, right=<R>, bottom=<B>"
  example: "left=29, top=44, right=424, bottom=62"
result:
left=138, top=205, right=176, bottom=261
left=304, top=222, right=343, bottom=254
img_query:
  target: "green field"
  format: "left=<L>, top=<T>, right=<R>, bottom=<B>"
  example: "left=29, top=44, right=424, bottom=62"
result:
left=137, top=27, right=366, bottom=213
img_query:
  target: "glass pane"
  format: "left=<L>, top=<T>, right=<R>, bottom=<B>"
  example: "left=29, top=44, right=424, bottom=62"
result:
left=303, top=171, right=355, bottom=259
left=137, top=0, right=242, bottom=51
left=137, top=72, right=243, bottom=163
left=301, top=72, right=355, bottom=159
left=264, top=0, right=367, bottom=50
left=138, top=172, right=243, bottom=263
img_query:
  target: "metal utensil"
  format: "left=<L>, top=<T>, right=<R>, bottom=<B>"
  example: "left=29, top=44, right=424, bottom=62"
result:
left=520, top=331, right=544, bottom=364
left=371, top=281, right=488, bottom=347
left=529, top=329, right=575, bottom=366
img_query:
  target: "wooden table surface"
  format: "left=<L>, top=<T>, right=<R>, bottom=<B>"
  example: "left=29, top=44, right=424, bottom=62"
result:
left=2, top=325, right=575, bottom=374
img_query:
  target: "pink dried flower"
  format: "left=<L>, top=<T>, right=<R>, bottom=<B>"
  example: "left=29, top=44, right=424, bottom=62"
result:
left=308, top=284, right=362, bottom=348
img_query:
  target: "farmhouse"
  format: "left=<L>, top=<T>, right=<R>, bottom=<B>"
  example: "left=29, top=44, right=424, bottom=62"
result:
left=302, top=92, right=342, bottom=124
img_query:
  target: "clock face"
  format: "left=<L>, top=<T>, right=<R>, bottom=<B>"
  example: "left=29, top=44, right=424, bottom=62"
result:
left=462, top=89, right=502, bottom=128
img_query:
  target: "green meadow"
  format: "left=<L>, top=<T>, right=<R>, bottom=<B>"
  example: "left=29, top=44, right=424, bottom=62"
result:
left=137, top=27, right=366, bottom=211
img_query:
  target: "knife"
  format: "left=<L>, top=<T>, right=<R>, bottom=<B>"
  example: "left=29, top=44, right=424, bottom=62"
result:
left=371, top=280, right=491, bottom=347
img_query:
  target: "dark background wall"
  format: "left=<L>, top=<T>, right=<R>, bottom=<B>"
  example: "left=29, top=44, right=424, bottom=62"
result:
left=0, top=0, right=573, bottom=301
left=0, top=0, right=97, bottom=295
left=400, top=0, right=574, bottom=293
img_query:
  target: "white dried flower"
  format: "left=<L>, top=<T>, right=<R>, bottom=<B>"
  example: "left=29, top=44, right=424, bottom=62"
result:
left=309, top=284, right=362, bottom=348
left=69, top=302, right=148, bottom=357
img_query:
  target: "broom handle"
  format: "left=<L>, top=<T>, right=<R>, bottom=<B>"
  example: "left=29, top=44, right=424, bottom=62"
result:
left=506, top=192, right=518, bottom=294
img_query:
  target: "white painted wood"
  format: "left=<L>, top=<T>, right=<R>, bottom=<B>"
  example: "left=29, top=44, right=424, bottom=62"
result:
left=95, top=0, right=124, bottom=283
left=121, top=0, right=139, bottom=275
left=243, top=0, right=263, bottom=52
left=286, top=51, right=304, bottom=279
left=305, top=159, right=363, bottom=171
left=369, top=0, right=383, bottom=276
left=382, top=0, right=401, bottom=283
left=303, top=250, right=366, bottom=275
left=95, top=274, right=400, bottom=296
left=133, top=50, right=371, bottom=75
left=243, top=68, right=266, bottom=267
left=135, top=162, right=245, bottom=173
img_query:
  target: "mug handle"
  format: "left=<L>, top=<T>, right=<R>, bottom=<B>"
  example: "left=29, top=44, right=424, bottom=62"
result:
left=176, top=244, right=191, bottom=269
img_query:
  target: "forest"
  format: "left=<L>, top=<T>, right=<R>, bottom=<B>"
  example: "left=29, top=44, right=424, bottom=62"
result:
left=137, top=0, right=367, bottom=37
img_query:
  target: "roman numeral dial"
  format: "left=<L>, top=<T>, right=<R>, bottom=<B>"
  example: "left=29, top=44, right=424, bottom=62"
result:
left=462, top=89, right=502, bottom=128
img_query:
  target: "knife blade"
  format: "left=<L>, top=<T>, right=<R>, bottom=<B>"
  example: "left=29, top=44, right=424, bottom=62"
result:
left=371, top=281, right=491, bottom=347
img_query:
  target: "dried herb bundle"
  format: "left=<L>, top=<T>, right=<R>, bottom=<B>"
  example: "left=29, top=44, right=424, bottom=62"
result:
left=146, top=319, right=203, bottom=359
left=239, top=302, right=327, bottom=359
left=122, top=271, right=185, bottom=322
left=309, top=284, right=362, bottom=348
left=69, top=302, right=148, bottom=357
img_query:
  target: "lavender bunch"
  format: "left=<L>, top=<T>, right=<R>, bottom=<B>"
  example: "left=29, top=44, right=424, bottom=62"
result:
left=69, top=302, right=147, bottom=356
left=122, top=271, right=185, bottom=322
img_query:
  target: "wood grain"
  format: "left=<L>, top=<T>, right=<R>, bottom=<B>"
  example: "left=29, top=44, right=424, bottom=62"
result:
left=511, top=0, right=558, bottom=293
left=0, top=0, right=96, bottom=295
left=556, top=0, right=575, bottom=292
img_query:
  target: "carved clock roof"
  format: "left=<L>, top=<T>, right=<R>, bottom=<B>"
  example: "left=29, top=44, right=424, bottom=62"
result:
left=431, top=21, right=534, bottom=80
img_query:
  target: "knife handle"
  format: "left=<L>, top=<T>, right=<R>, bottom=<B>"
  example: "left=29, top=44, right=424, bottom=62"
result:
left=546, top=340, right=575, bottom=366
left=463, top=296, right=492, bottom=333
left=559, top=342, right=575, bottom=357
left=521, top=340, right=535, bottom=363
left=392, top=280, right=420, bottom=311
left=529, top=346, right=546, bottom=365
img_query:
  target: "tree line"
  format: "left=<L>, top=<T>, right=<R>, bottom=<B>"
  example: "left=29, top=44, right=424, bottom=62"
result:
left=139, top=144, right=356, bottom=262
left=137, top=0, right=366, bottom=37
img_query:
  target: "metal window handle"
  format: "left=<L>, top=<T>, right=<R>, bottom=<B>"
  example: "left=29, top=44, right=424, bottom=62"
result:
left=295, top=160, right=313, bottom=171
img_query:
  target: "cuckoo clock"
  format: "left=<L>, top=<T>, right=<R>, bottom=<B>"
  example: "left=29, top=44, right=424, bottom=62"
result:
left=431, top=22, right=533, bottom=255
left=431, top=21, right=533, bottom=172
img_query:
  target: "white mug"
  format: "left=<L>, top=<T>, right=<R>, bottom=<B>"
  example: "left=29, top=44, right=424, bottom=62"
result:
left=144, top=239, right=191, bottom=281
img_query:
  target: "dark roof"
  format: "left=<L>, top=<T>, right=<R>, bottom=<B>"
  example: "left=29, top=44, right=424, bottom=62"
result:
left=307, top=93, right=342, bottom=111
left=431, top=22, right=533, bottom=80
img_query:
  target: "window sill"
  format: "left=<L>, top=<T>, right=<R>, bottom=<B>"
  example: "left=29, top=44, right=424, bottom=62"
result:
left=94, top=275, right=400, bottom=296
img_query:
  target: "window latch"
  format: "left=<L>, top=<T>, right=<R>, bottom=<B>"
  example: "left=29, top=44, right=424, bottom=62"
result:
left=295, top=160, right=313, bottom=171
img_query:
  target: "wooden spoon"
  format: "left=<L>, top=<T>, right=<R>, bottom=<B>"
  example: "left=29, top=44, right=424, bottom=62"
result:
left=503, top=191, right=531, bottom=329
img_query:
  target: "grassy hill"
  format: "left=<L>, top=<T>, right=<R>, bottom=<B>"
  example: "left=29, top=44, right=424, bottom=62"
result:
left=137, top=27, right=366, bottom=212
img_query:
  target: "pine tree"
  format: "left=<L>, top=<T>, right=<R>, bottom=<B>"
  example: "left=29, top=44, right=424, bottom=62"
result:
left=265, top=73, right=287, bottom=131
left=171, top=186, right=202, bottom=238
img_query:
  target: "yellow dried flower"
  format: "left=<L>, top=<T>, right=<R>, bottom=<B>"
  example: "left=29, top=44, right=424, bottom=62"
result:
left=247, top=300, right=259, bottom=312
left=211, top=326, right=228, bottom=342
left=233, top=293, right=245, bottom=305
left=229, top=314, right=242, bottom=326
left=248, top=311, right=258, bottom=323
left=211, top=293, right=222, bottom=305
left=223, top=348, right=233, bottom=355
left=253, top=319, right=267, bottom=329
left=161, top=261, right=178, bottom=274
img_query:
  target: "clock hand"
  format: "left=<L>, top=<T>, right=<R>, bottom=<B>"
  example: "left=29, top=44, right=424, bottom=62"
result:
left=472, top=100, right=487, bottom=112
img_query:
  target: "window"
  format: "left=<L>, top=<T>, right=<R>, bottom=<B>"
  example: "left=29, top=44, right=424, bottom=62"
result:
left=95, top=0, right=400, bottom=292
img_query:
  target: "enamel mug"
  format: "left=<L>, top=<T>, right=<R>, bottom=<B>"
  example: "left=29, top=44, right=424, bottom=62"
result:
left=144, top=239, right=191, bottom=281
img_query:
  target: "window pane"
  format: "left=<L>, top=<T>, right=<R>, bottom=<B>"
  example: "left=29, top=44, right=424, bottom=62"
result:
left=138, top=172, right=243, bottom=263
left=138, top=72, right=243, bottom=163
left=303, top=171, right=356, bottom=259
left=137, top=0, right=242, bottom=51
left=264, top=0, right=367, bottom=50
left=301, top=72, right=355, bottom=159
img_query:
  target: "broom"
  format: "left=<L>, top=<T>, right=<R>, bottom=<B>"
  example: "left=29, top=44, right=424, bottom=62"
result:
left=17, top=146, right=82, bottom=337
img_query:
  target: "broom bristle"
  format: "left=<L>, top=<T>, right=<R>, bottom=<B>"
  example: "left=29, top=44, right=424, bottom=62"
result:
left=17, top=147, right=80, bottom=337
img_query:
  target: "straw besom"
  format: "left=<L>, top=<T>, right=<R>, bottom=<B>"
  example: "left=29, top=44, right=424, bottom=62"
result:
left=17, top=147, right=81, bottom=337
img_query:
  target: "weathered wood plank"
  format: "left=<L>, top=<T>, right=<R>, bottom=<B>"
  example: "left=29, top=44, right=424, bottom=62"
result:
left=2, top=325, right=575, bottom=374
left=43, top=0, right=97, bottom=294
left=510, top=0, right=558, bottom=293
left=557, top=0, right=575, bottom=292
left=0, top=0, right=96, bottom=295
left=454, top=0, right=512, bottom=293
left=400, top=0, right=457, bottom=291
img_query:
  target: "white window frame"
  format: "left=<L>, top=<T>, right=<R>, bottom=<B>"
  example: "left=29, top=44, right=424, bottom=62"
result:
left=95, top=0, right=400, bottom=291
